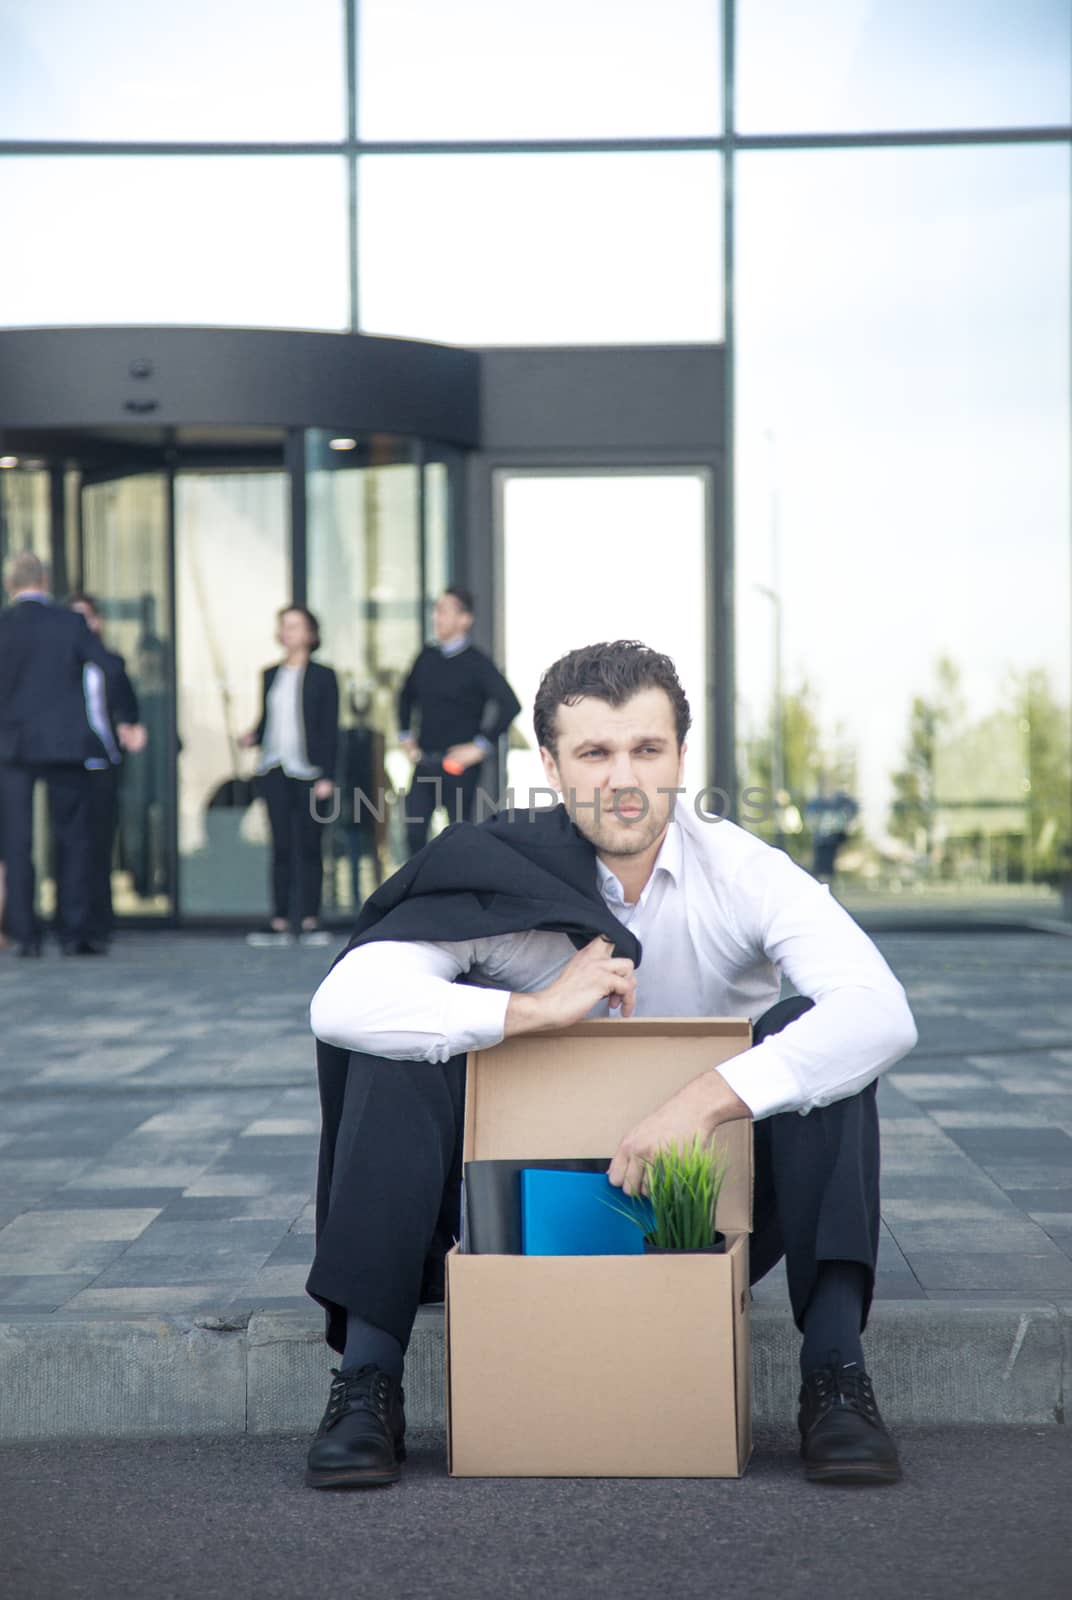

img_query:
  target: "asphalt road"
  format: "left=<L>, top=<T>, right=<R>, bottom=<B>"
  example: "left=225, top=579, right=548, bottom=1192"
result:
left=1, top=1426, right=1069, bottom=1600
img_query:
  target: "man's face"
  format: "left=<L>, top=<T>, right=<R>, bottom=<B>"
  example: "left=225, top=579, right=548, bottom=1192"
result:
left=540, top=687, right=686, bottom=858
left=433, top=594, right=470, bottom=643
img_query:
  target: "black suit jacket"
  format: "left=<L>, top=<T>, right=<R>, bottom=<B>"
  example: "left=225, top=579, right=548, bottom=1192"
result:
left=0, top=598, right=124, bottom=765
left=253, top=659, right=339, bottom=781
left=313, top=804, right=642, bottom=1270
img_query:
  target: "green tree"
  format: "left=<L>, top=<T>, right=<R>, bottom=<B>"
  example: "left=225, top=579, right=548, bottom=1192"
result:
left=742, top=677, right=825, bottom=858
left=888, top=656, right=963, bottom=856
left=1012, top=667, right=1072, bottom=882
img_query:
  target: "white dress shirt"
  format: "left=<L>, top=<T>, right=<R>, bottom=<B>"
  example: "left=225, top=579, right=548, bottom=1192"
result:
left=310, top=801, right=918, bottom=1120
left=82, top=662, right=120, bottom=769
left=258, top=665, right=319, bottom=779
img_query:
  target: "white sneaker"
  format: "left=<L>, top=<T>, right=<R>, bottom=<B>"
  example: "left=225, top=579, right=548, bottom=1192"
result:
left=298, top=929, right=333, bottom=948
left=246, top=929, right=296, bottom=948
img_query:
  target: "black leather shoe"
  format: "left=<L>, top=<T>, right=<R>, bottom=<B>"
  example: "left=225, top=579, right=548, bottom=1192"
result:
left=305, top=1365, right=406, bottom=1489
left=61, top=939, right=107, bottom=956
left=798, top=1360, right=901, bottom=1485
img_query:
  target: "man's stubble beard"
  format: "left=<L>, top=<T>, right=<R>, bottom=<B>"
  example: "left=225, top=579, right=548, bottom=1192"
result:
left=572, top=794, right=673, bottom=859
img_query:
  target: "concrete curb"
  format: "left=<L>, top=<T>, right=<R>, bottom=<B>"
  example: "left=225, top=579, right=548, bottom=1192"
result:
left=1, top=1301, right=1067, bottom=1441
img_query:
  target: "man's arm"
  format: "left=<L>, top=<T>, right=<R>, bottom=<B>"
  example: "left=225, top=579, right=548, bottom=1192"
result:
left=473, top=655, right=521, bottom=753
left=310, top=933, right=637, bottom=1062
left=608, top=842, right=918, bottom=1198
left=712, top=848, right=918, bottom=1122
left=310, top=939, right=512, bottom=1062
left=108, top=655, right=140, bottom=727
left=397, top=656, right=421, bottom=752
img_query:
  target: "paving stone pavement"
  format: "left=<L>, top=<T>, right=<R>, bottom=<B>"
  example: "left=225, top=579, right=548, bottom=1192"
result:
left=1, top=929, right=1071, bottom=1322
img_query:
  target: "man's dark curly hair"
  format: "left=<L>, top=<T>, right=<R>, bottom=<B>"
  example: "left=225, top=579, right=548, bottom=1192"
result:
left=533, top=640, right=692, bottom=757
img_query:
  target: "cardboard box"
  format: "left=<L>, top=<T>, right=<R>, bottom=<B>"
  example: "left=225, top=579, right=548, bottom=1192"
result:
left=446, top=1017, right=754, bottom=1478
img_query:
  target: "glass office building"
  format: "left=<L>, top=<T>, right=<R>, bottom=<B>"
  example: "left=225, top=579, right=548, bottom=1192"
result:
left=0, top=1, right=1069, bottom=924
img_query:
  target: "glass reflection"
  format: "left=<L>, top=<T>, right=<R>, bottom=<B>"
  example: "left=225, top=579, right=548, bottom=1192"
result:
left=175, top=470, right=289, bottom=915
left=0, top=467, right=50, bottom=571
left=1, top=0, right=345, bottom=141
left=306, top=433, right=424, bottom=906
left=82, top=472, right=173, bottom=916
left=735, top=145, right=1071, bottom=913
left=500, top=472, right=711, bottom=805
left=359, top=153, right=722, bottom=345
left=0, top=157, right=349, bottom=330
left=736, top=0, right=1071, bottom=133
left=359, top=0, right=721, bottom=139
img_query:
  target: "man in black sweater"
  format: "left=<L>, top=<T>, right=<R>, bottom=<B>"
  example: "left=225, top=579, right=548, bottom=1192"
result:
left=397, top=587, right=520, bottom=856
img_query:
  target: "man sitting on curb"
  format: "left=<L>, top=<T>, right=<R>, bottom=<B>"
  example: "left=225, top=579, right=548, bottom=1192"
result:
left=307, top=641, right=918, bottom=1489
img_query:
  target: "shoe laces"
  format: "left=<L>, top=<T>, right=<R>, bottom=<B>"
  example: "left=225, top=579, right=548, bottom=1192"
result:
left=324, top=1365, right=399, bottom=1428
left=808, top=1360, right=880, bottom=1424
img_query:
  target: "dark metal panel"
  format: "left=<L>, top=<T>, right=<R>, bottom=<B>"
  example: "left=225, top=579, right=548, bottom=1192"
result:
left=48, top=468, right=67, bottom=596
left=716, top=0, right=738, bottom=818
left=2, top=127, right=1067, bottom=155
left=478, top=345, right=724, bottom=453
left=0, top=328, right=479, bottom=446
left=345, top=0, right=360, bottom=331
left=164, top=466, right=181, bottom=927
left=284, top=429, right=308, bottom=605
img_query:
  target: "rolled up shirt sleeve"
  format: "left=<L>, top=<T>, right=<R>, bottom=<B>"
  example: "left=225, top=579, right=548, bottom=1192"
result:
left=309, top=938, right=512, bottom=1062
left=715, top=848, right=919, bottom=1121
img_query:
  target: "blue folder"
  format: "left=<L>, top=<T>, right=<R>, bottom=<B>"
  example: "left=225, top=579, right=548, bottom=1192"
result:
left=520, top=1169, right=655, bottom=1256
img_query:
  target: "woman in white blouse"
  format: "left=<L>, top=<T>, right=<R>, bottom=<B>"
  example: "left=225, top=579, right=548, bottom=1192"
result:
left=241, top=605, right=339, bottom=947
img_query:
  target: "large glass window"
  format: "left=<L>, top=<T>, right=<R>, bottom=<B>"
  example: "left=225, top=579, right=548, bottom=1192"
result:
left=82, top=472, right=174, bottom=918
left=736, top=0, right=1072, bottom=133
left=175, top=470, right=289, bottom=915
left=359, top=153, right=723, bottom=345
left=359, top=0, right=721, bottom=139
left=1, top=0, right=346, bottom=141
left=735, top=144, right=1071, bottom=912
left=0, top=466, right=51, bottom=570
left=0, top=158, right=349, bottom=330
left=306, top=432, right=424, bottom=902
left=500, top=472, right=711, bottom=805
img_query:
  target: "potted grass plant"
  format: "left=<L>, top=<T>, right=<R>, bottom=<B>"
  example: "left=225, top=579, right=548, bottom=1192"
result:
left=604, top=1134, right=730, bottom=1254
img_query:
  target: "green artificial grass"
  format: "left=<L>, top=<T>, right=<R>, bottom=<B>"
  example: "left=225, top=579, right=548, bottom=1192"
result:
left=603, top=1134, right=729, bottom=1251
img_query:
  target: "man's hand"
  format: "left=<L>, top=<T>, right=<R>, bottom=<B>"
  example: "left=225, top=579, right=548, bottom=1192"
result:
left=237, top=730, right=257, bottom=750
left=400, top=735, right=421, bottom=765
left=505, top=936, right=636, bottom=1036
left=313, top=778, right=334, bottom=803
left=117, top=723, right=148, bottom=754
left=444, top=741, right=486, bottom=772
left=608, top=1070, right=752, bottom=1198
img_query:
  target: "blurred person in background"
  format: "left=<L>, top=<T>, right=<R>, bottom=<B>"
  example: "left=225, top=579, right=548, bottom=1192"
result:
left=339, top=686, right=386, bottom=909
left=398, top=586, right=520, bottom=856
left=0, top=551, right=136, bottom=956
left=240, top=605, right=339, bottom=948
left=67, top=592, right=147, bottom=948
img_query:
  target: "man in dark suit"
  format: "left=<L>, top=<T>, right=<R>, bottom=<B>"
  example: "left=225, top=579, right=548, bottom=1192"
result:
left=398, top=587, right=521, bottom=856
left=0, top=552, right=135, bottom=956
left=67, top=592, right=147, bottom=947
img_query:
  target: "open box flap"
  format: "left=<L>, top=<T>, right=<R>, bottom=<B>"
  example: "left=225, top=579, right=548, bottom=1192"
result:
left=463, top=1017, right=754, bottom=1234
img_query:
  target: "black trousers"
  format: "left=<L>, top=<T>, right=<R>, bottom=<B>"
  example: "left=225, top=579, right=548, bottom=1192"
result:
left=404, top=759, right=483, bottom=858
left=86, top=765, right=119, bottom=944
left=258, top=766, right=324, bottom=926
left=307, top=996, right=881, bottom=1355
left=0, top=761, right=92, bottom=946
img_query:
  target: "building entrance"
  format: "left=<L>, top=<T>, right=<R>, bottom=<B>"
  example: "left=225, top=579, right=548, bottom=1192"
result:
left=0, top=421, right=463, bottom=927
